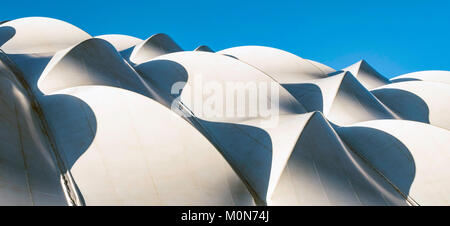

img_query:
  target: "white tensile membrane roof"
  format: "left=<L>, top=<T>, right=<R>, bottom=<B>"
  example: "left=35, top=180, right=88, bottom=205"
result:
left=0, top=17, right=449, bottom=206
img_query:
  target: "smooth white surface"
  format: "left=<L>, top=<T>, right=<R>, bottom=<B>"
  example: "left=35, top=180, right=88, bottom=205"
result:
left=343, top=60, right=391, bottom=89
left=0, top=17, right=91, bottom=54
left=337, top=120, right=450, bottom=205
left=372, top=81, right=450, bottom=130
left=130, top=33, right=182, bottom=64
left=218, top=46, right=333, bottom=83
left=41, top=85, right=254, bottom=205
left=38, top=38, right=150, bottom=98
left=95, top=34, right=143, bottom=52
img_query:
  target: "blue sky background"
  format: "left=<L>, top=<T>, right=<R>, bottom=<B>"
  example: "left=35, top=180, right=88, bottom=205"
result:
left=1, top=0, right=449, bottom=78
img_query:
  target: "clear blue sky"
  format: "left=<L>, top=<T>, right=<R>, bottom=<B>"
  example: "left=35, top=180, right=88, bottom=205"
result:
left=2, top=0, right=450, bottom=78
